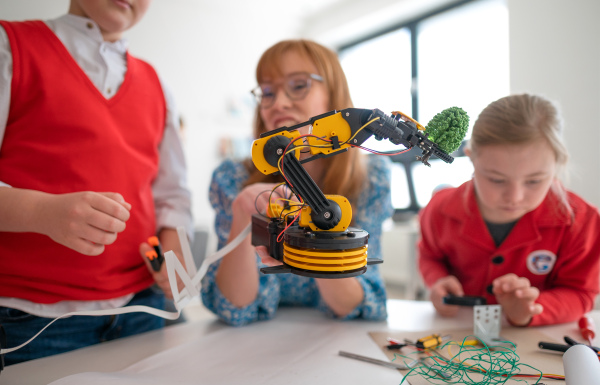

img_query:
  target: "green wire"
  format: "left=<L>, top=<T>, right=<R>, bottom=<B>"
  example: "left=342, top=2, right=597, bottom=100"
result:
left=394, top=335, right=547, bottom=385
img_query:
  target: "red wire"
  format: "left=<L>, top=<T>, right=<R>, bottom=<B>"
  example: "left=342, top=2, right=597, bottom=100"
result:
left=276, top=208, right=302, bottom=242
left=349, top=143, right=411, bottom=156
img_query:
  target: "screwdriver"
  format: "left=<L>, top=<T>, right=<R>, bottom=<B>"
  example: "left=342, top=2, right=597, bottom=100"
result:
left=564, top=335, right=600, bottom=353
left=147, top=236, right=164, bottom=272
left=415, top=334, right=450, bottom=349
left=579, top=315, right=596, bottom=346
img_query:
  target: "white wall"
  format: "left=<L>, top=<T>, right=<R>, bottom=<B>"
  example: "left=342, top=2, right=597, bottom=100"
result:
left=508, top=0, right=600, bottom=207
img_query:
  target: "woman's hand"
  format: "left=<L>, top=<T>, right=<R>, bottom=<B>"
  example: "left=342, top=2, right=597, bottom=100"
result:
left=232, top=183, right=290, bottom=222
left=255, top=245, right=283, bottom=266
left=215, top=183, right=290, bottom=307
left=492, top=273, right=543, bottom=326
left=430, top=275, right=464, bottom=317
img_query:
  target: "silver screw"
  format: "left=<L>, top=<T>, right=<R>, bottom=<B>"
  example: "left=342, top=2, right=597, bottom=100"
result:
left=323, top=212, right=331, bottom=219
left=346, top=112, right=350, bottom=117
left=276, top=148, right=283, bottom=155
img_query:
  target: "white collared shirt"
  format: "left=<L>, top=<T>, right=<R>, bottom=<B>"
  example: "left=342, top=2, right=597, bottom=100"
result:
left=0, top=14, right=193, bottom=316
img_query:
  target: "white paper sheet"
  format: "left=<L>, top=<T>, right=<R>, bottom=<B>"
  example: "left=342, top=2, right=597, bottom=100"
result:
left=48, top=310, right=404, bottom=385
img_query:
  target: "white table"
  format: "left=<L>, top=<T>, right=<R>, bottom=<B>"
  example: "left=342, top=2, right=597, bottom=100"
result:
left=2, top=300, right=597, bottom=384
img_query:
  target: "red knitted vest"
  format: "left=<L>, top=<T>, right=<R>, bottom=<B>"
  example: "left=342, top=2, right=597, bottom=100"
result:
left=0, top=20, right=165, bottom=303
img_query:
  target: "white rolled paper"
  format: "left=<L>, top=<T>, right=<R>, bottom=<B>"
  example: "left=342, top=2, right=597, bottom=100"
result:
left=563, top=344, right=600, bottom=384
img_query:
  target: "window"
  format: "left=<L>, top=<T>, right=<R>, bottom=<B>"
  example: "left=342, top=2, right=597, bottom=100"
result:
left=417, top=0, right=509, bottom=130
left=339, top=0, right=508, bottom=218
left=340, top=28, right=412, bottom=154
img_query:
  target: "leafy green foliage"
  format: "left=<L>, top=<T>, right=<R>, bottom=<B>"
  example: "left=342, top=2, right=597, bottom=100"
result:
left=424, top=107, right=469, bottom=154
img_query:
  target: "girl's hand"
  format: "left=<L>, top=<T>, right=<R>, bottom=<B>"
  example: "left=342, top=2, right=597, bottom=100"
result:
left=492, top=273, right=543, bottom=326
left=430, top=275, right=464, bottom=317
left=38, top=191, right=131, bottom=256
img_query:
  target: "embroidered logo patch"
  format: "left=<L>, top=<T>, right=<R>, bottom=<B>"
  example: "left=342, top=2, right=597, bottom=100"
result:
left=526, top=250, right=556, bottom=275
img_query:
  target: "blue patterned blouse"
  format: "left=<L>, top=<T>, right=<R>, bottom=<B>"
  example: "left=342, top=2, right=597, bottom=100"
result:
left=201, top=155, right=393, bottom=326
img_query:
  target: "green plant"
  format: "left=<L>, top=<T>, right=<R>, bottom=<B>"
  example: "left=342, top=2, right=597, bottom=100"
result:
left=425, top=107, right=469, bottom=154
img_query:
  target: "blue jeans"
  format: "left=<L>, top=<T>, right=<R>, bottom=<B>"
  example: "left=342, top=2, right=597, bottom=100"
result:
left=0, top=287, right=165, bottom=366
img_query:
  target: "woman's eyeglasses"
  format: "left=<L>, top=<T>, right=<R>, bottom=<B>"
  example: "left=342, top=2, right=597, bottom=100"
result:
left=251, top=72, right=324, bottom=108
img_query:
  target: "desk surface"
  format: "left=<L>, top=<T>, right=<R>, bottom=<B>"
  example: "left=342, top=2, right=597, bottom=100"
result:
left=2, top=300, right=597, bottom=385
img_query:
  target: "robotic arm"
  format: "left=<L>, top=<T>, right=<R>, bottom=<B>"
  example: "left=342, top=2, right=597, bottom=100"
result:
left=250, top=107, right=463, bottom=278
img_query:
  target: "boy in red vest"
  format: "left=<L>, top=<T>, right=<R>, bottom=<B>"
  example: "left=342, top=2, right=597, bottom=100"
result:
left=0, top=0, right=193, bottom=365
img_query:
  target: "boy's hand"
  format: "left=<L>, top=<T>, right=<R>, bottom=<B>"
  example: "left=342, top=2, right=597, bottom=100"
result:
left=140, top=229, right=185, bottom=300
left=39, top=191, right=131, bottom=256
left=430, top=275, right=464, bottom=317
left=492, top=273, right=543, bottom=326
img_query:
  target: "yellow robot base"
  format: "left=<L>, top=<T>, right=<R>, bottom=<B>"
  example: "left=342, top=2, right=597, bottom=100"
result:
left=259, top=226, right=382, bottom=279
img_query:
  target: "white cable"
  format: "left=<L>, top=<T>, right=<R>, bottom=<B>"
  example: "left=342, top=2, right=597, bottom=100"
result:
left=0, top=223, right=252, bottom=355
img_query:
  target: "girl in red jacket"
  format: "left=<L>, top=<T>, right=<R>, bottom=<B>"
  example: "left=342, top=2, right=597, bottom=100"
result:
left=418, top=94, right=600, bottom=326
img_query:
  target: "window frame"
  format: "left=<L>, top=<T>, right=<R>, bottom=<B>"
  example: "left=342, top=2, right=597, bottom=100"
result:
left=337, top=0, right=495, bottom=220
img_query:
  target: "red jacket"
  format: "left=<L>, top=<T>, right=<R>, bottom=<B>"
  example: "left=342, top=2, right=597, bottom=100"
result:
left=0, top=20, right=165, bottom=303
left=418, top=180, right=600, bottom=326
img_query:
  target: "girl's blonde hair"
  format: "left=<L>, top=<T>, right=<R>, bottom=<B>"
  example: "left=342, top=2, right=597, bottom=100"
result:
left=469, top=93, right=571, bottom=213
left=244, top=39, right=366, bottom=203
